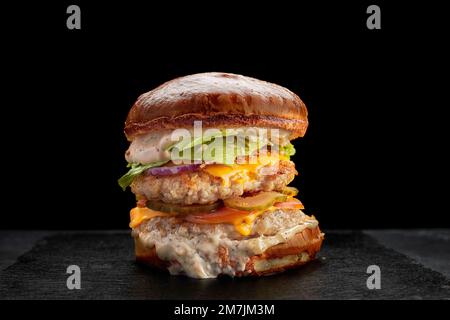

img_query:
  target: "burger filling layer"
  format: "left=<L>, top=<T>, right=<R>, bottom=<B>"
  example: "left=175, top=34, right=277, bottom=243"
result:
left=131, top=159, right=297, bottom=205
left=118, top=128, right=296, bottom=192
left=120, top=128, right=322, bottom=278
left=132, top=209, right=319, bottom=278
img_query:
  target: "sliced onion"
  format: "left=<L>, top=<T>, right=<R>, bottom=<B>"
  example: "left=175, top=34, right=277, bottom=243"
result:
left=145, top=164, right=201, bottom=176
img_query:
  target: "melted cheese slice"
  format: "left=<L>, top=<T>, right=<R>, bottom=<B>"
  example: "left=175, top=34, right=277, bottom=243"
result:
left=129, top=205, right=278, bottom=236
left=203, top=154, right=285, bottom=185
left=129, top=194, right=298, bottom=236
left=232, top=206, right=278, bottom=236
left=129, top=207, right=171, bottom=228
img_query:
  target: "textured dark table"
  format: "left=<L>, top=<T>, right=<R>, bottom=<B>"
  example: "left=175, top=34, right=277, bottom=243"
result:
left=0, top=230, right=449, bottom=299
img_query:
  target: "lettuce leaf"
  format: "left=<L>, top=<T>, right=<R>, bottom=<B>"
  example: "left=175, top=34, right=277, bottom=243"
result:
left=187, top=135, right=268, bottom=164
left=168, top=130, right=274, bottom=164
left=118, top=160, right=169, bottom=191
left=282, top=142, right=296, bottom=158
left=166, top=129, right=239, bottom=152
left=118, top=133, right=296, bottom=191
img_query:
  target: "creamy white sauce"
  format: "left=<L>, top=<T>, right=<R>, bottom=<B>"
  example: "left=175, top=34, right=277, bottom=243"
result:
left=133, top=214, right=319, bottom=279
left=125, top=130, right=174, bottom=164
left=126, top=128, right=291, bottom=165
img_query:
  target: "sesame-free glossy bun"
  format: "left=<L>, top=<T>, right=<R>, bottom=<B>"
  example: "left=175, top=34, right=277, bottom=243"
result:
left=125, top=72, right=308, bottom=140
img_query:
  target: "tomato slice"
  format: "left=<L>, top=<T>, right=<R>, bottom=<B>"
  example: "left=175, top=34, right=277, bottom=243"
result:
left=274, top=198, right=305, bottom=209
left=185, top=206, right=252, bottom=224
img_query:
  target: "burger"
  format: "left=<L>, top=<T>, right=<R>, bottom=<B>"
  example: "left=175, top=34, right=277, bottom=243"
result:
left=119, top=72, right=324, bottom=278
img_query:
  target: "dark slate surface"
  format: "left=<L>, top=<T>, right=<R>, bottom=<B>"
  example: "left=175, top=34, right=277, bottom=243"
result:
left=365, top=229, right=450, bottom=278
left=0, top=231, right=449, bottom=299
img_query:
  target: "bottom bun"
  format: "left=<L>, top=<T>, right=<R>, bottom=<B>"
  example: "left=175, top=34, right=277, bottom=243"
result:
left=134, top=225, right=324, bottom=277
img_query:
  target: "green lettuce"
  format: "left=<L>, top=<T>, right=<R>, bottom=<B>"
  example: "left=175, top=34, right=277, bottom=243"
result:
left=118, top=132, right=296, bottom=191
left=168, top=129, right=273, bottom=165
left=282, top=142, right=296, bottom=158
left=201, top=135, right=266, bottom=164
left=118, top=160, right=169, bottom=191
left=166, top=129, right=239, bottom=152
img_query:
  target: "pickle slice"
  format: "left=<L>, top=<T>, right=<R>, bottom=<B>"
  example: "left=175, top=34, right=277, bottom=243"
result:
left=281, top=186, right=299, bottom=197
left=147, top=200, right=221, bottom=215
left=223, top=191, right=288, bottom=211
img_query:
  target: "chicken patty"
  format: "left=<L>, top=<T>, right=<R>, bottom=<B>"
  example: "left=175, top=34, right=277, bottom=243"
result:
left=134, top=208, right=312, bottom=238
left=131, top=160, right=297, bottom=204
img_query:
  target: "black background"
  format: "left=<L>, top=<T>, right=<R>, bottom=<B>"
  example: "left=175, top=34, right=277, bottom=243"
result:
left=1, top=1, right=448, bottom=230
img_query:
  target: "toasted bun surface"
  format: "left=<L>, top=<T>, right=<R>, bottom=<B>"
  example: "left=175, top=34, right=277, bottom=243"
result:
left=134, top=225, right=323, bottom=277
left=125, top=72, right=308, bottom=140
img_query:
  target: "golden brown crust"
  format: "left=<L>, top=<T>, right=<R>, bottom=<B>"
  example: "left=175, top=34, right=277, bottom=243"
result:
left=134, top=226, right=324, bottom=277
left=241, top=227, right=324, bottom=276
left=240, top=254, right=313, bottom=276
left=263, top=226, right=323, bottom=258
left=125, top=72, right=308, bottom=140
